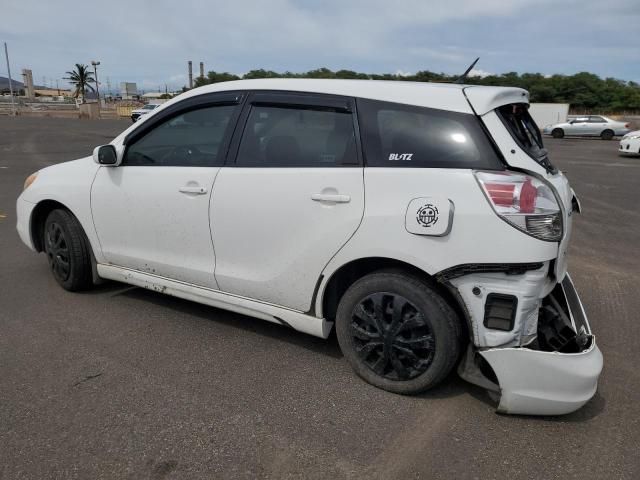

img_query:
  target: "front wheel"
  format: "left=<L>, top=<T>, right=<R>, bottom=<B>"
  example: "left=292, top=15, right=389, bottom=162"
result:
left=335, top=271, right=461, bottom=394
left=552, top=128, right=564, bottom=139
left=600, top=129, right=614, bottom=140
left=44, top=209, right=93, bottom=291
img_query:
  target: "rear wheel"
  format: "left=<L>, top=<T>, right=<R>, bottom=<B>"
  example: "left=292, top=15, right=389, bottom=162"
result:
left=335, top=271, right=460, bottom=394
left=600, top=129, right=614, bottom=140
left=44, top=209, right=93, bottom=291
left=552, top=128, right=564, bottom=139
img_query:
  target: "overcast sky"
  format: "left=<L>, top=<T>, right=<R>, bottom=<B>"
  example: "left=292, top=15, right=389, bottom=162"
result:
left=1, top=0, right=639, bottom=92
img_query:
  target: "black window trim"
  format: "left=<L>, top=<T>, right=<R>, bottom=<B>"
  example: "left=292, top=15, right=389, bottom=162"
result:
left=227, top=90, right=363, bottom=167
left=121, top=91, right=246, bottom=168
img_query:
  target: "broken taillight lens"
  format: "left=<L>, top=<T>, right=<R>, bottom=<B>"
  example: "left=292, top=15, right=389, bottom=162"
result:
left=475, top=171, right=563, bottom=241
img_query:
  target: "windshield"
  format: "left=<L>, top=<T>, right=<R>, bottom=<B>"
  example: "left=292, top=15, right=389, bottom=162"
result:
left=497, top=104, right=556, bottom=173
left=143, top=104, right=157, bottom=110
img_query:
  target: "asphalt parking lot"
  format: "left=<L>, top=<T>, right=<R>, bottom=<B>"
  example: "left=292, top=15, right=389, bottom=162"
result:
left=1, top=116, right=639, bottom=479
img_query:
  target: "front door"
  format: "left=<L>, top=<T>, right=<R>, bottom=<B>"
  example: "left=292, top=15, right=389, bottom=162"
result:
left=211, top=92, right=365, bottom=311
left=91, top=98, right=241, bottom=288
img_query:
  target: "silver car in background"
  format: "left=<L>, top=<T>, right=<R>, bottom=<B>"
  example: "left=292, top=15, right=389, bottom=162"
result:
left=543, top=115, right=631, bottom=140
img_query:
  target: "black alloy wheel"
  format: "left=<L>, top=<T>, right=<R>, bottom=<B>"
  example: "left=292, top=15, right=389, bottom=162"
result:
left=335, top=271, right=461, bottom=394
left=43, top=208, right=93, bottom=291
left=351, top=292, right=435, bottom=380
left=45, top=221, right=71, bottom=283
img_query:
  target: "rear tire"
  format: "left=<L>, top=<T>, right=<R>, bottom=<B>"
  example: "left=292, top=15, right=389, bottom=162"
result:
left=552, top=128, right=564, bottom=139
left=335, top=271, right=461, bottom=394
left=43, top=209, right=93, bottom=291
left=600, top=129, right=614, bottom=140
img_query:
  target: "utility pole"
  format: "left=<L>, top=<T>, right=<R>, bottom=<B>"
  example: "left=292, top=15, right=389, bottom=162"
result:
left=56, top=79, right=60, bottom=95
left=91, top=60, right=100, bottom=102
left=3, top=42, right=16, bottom=115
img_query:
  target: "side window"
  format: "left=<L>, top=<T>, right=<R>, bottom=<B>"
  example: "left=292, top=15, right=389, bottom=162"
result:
left=357, top=98, right=502, bottom=168
left=589, top=116, right=605, bottom=123
left=235, top=105, right=357, bottom=167
left=123, top=104, right=238, bottom=167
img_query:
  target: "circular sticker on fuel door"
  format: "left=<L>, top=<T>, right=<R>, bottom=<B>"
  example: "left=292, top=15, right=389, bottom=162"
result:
left=405, top=197, right=454, bottom=236
left=416, top=204, right=439, bottom=228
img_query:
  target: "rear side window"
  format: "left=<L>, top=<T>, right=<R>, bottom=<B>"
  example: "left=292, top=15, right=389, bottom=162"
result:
left=497, top=104, right=556, bottom=173
left=357, top=99, right=502, bottom=169
left=236, top=105, right=357, bottom=167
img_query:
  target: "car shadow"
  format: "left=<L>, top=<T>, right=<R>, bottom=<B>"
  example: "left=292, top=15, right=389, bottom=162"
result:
left=100, top=282, right=605, bottom=421
left=111, top=284, right=344, bottom=359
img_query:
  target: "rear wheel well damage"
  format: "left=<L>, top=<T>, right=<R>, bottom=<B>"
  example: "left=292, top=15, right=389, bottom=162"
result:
left=321, top=257, right=470, bottom=345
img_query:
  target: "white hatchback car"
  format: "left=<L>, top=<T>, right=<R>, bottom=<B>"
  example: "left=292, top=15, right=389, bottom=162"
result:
left=619, top=130, right=640, bottom=155
left=17, top=79, right=602, bottom=415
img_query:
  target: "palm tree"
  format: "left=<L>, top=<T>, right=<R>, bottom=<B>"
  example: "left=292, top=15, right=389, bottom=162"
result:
left=64, top=64, right=95, bottom=103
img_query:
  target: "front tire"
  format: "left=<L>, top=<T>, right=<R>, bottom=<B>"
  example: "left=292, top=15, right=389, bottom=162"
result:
left=335, top=271, right=461, bottom=394
left=552, top=128, right=564, bottom=139
left=43, top=209, right=93, bottom=291
left=600, top=129, right=614, bottom=140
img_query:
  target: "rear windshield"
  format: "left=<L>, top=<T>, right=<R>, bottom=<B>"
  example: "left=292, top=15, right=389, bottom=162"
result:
left=357, top=98, right=503, bottom=169
left=497, top=104, right=556, bottom=172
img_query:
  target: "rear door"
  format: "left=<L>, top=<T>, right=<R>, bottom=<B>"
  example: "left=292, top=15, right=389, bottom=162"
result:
left=210, top=92, right=364, bottom=311
left=587, top=116, right=607, bottom=135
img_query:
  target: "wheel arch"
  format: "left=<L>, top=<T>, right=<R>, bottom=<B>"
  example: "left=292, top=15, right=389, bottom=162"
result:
left=30, top=200, right=91, bottom=253
left=319, top=256, right=470, bottom=342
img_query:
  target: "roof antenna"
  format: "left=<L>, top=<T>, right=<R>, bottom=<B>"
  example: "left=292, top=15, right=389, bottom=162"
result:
left=454, top=57, right=480, bottom=84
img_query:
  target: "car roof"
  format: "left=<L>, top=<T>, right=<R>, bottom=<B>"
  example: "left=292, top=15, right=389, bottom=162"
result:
left=113, top=79, right=529, bottom=144
left=178, top=78, right=529, bottom=115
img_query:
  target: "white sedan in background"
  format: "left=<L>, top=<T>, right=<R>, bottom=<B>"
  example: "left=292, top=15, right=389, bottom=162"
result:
left=619, top=130, right=640, bottom=156
left=543, top=115, right=631, bottom=140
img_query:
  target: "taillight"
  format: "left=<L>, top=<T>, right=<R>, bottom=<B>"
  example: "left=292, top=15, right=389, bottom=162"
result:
left=475, top=171, right=563, bottom=241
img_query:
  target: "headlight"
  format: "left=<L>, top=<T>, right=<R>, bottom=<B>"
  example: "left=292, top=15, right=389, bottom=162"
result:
left=23, top=172, right=38, bottom=191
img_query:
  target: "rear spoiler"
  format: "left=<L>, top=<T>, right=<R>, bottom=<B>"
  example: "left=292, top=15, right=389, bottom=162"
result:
left=463, top=86, right=530, bottom=116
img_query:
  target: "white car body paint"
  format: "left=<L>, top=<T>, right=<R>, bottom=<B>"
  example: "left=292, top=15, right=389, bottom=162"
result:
left=210, top=167, right=365, bottom=312
left=619, top=130, right=640, bottom=156
left=91, top=166, right=221, bottom=289
left=16, top=78, right=602, bottom=415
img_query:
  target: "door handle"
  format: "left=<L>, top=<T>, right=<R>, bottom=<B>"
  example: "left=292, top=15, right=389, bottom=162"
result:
left=179, top=185, right=207, bottom=195
left=311, top=193, right=351, bottom=203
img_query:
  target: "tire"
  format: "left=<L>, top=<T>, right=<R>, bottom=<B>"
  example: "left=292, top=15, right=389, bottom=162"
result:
left=552, top=128, right=564, bottom=139
left=600, top=129, right=614, bottom=140
left=335, top=271, right=461, bottom=394
left=43, top=209, right=93, bottom=291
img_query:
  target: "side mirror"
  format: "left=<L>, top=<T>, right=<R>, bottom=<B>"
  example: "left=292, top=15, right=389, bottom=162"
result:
left=93, top=145, right=119, bottom=166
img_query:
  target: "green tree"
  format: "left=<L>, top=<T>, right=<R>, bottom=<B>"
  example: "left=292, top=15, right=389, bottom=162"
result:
left=184, top=67, right=640, bottom=112
left=63, top=64, right=95, bottom=103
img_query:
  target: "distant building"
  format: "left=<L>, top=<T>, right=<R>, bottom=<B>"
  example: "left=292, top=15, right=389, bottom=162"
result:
left=34, top=88, right=72, bottom=98
left=120, top=82, right=138, bottom=100
left=141, top=92, right=166, bottom=99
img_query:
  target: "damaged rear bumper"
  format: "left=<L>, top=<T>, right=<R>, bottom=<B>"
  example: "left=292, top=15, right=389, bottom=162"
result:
left=462, top=274, right=603, bottom=415
left=481, top=338, right=602, bottom=416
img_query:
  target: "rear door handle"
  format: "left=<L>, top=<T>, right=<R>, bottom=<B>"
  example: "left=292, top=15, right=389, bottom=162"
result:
left=179, top=185, right=208, bottom=195
left=311, top=193, right=351, bottom=203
